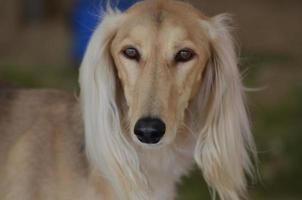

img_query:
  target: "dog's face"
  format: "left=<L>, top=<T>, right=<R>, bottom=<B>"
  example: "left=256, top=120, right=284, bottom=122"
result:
left=81, top=1, right=254, bottom=198
left=111, top=2, right=210, bottom=146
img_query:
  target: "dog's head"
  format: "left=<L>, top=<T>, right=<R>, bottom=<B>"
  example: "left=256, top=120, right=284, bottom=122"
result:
left=80, top=0, right=255, bottom=199
left=110, top=1, right=210, bottom=146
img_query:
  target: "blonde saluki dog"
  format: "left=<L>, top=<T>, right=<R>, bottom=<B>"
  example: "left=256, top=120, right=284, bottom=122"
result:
left=0, top=0, right=256, bottom=199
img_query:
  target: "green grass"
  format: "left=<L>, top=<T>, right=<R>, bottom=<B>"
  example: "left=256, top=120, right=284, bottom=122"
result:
left=177, top=169, right=211, bottom=200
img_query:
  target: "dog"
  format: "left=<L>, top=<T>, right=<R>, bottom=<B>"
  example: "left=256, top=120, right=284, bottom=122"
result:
left=0, top=0, right=256, bottom=199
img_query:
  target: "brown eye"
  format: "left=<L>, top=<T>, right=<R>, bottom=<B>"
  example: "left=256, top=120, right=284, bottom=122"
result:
left=175, top=48, right=195, bottom=63
left=122, top=47, right=140, bottom=61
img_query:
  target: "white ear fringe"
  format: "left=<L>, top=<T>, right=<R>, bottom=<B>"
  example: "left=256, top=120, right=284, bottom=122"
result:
left=195, top=14, right=257, bottom=200
left=79, top=10, right=150, bottom=200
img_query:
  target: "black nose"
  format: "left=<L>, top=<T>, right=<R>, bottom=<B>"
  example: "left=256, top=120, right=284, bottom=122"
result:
left=134, top=117, right=166, bottom=144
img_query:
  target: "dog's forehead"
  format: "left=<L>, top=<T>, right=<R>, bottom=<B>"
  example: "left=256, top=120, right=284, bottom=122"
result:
left=120, top=1, right=209, bottom=46
left=123, top=19, right=189, bottom=43
left=120, top=11, right=202, bottom=46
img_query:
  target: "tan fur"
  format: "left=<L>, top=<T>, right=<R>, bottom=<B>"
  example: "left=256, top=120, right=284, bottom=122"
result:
left=0, top=1, right=255, bottom=200
left=0, top=90, right=93, bottom=199
left=111, top=0, right=210, bottom=147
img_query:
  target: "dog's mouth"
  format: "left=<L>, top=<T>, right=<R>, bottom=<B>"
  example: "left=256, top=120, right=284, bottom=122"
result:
left=133, top=117, right=166, bottom=144
left=136, top=134, right=162, bottom=144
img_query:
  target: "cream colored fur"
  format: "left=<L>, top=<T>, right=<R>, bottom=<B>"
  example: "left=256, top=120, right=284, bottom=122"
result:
left=0, top=1, right=256, bottom=200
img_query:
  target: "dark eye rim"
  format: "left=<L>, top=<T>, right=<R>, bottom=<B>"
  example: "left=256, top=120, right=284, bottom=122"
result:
left=122, top=46, right=141, bottom=61
left=175, top=48, right=195, bottom=63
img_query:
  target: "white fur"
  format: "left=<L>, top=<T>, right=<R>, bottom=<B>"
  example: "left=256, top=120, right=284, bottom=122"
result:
left=79, top=11, right=150, bottom=200
left=196, top=14, right=257, bottom=200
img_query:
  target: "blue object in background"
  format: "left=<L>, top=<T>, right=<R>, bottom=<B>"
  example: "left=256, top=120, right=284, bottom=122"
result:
left=72, top=0, right=139, bottom=63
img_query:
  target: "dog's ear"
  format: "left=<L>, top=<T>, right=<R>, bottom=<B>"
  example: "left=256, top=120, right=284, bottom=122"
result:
left=79, top=10, right=149, bottom=200
left=194, top=14, right=256, bottom=200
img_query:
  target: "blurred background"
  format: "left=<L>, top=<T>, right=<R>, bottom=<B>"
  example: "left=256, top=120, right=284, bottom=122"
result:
left=0, top=0, right=301, bottom=199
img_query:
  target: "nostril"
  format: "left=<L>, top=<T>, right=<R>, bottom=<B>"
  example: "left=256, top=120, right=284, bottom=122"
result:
left=134, top=117, right=166, bottom=144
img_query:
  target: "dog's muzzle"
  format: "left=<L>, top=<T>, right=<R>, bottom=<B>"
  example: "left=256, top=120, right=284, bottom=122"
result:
left=134, top=117, right=166, bottom=144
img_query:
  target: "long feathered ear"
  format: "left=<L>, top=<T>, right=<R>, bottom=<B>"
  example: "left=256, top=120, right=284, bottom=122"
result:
left=194, top=14, right=256, bottom=200
left=79, top=10, right=149, bottom=200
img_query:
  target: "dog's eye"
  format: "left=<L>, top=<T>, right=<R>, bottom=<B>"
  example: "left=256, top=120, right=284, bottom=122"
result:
left=122, top=47, right=140, bottom=61
left=175, top=48, right=195, bottom=63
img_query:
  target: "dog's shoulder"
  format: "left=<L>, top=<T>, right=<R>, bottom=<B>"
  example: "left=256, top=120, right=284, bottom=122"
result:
left=0, top=88, right=78, bottom=127
left=0, top=89, right=88, bottom=199
left=0, top=88, right=76, bottom=113
left=0, top=88, right=76, bottom=104
left=0, top=88, right=84, bottom=160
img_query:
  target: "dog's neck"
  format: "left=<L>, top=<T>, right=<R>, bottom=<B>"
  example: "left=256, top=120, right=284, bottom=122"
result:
left=82, top=97, right=198, bottom=199
left=136, top=134, right=196, bottom=200
left=86, top=128, right=196, bottom=200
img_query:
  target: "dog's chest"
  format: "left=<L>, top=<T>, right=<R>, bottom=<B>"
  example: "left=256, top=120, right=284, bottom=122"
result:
left=138, top=140, right=195, bottom=199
